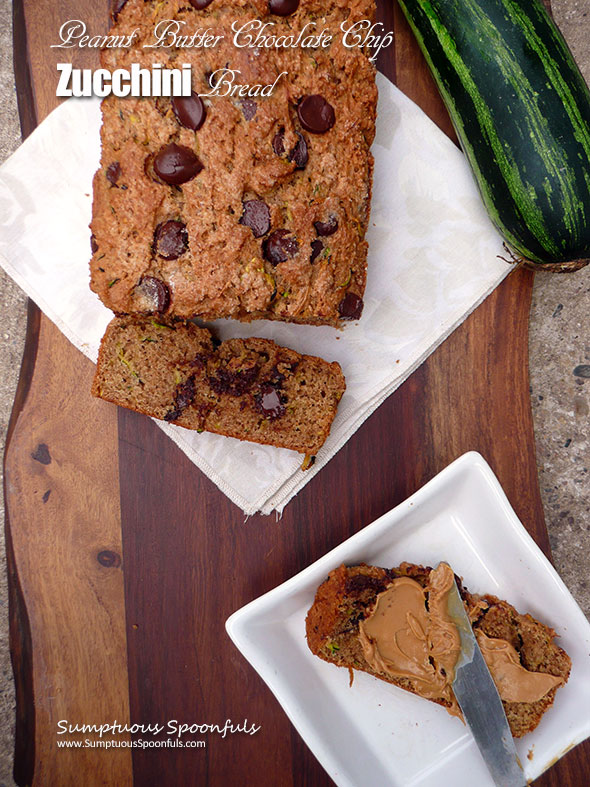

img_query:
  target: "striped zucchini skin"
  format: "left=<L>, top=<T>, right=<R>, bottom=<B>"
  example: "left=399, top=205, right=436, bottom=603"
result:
left=397, top=0, right=590, bottom=266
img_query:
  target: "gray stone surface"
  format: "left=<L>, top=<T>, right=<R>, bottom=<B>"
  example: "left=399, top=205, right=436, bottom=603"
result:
left=529, top=1, right=590, bottom=616
left=0, top=1, right=589, bottom=783
left=0, top=1, right=27, bottom=784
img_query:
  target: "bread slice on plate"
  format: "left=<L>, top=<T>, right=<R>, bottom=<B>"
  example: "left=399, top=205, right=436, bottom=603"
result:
left=306, top=562, right=571, bottom=737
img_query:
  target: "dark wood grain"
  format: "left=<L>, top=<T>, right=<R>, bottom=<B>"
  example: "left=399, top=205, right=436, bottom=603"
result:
left=6, top=0, right=589, bottom=784
left=6, top=2, right=133, bottom=786
left=4, top=316, right=133, bottom=786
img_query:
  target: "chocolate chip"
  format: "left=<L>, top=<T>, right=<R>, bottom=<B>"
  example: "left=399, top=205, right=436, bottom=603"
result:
left=111, top=0, right=128, bottom=20
left=154, top=220, right=188, bottom=259
left=172, top=92, right=206, bottom=131
left=240, top=200, right=271, bottom=238
left=241, top=99, right=257, bottom=120
left=90, top=234, right=99, bottom=254
left=209, top=365, right=259, bottom=396
left=106, top=161, right=121, bottom=186
left=297, top=95, right=335, bottom=134
left=338, top=292, right=364, bottom=320
left=314, top=216, right=338, bottom=236
left=176, top=378, right=196, bottom=411
left=135, top=276, right=171, bottom=313
left=272, top=128, right=285, bottom=156
left=310, top=239, right=323, bottom=263
left=573, top=365, right=590, bottom=379
left=165, top=377, right=196, bottom=422
left=153, top=143, right=203, bottom=185
left=262, top=229, right=299, bottom=265
left=189, top=0, right=213, bottom=7
left=345, top=574, right=386, bottom=595
left=288, top=132, right=308, bottom=169
left=269, top=0, right=299, bottom=15
left=255, top=385, right=286, bottom=419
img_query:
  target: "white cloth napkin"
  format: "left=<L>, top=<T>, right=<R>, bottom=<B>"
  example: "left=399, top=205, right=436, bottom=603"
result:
left=0, top=74, right=509, bottom=515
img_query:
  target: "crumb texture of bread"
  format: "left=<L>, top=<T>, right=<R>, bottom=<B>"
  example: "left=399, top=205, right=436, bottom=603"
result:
left=305, top=563, right=571, bottom=737
left=90, top=0, right=377, bottom=325
left=92, top=315, right=345, bottom=455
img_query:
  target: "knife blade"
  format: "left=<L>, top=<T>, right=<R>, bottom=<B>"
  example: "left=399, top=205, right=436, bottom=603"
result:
left=446, top=572, right=526, bottom=787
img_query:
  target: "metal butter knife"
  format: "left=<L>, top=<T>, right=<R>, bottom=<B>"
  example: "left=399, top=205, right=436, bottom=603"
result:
left=446, top=574, right=527, bottom=787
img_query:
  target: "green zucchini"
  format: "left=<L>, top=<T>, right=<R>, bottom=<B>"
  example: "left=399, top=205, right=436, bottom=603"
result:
left=397, top=0, right=590, bottom=268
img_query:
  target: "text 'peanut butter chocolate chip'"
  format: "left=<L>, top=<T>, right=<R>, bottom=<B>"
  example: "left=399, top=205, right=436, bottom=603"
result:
left=310, top=239, right=323, bottom=263
left=240, top=200, right=271, bottom=238
left=189, top=0, right=213, bottom=8
left=135, top=276, right=171, bottom=313
left=255, top=385, right=286, bottom=419
left=263, top=229, right=299, bottom=265
left=272, top=128, right=285, bottom=156
left=269, top=0, right=299, bottom=15
left=289, top=132, right=308, bottom=169
left=314, top=216, right=338, bottom=236
left=154, top=220, right=189, bottom=259
left=241, top=99, right=257, bottom=120
left=297, top=95, right=335, bottom=134
left=106, top=161, right=121, bottom=185
left=172, top=92, right=206, bottom=131
left=153, top=143, right=203, bottom=185
left=338, top=292, right=364, bottom=320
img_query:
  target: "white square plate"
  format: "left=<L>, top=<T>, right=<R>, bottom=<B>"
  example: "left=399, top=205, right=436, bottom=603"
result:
left=226, top=452, right=590, bottom=786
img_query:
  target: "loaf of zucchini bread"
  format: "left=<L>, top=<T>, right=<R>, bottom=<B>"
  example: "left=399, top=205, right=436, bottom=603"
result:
left=90, top=0, right=377, bottom=325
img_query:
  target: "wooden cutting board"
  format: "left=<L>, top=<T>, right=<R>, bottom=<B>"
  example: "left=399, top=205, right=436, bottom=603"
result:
left=6, top=0, right=589, bottom=784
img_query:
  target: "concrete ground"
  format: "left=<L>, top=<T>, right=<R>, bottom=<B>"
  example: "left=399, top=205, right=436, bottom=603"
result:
left=0, top=1, right=29, bottom=784
left=0, top=0, right=590, bottom=784
left=527, top=0, right=590, bottom=611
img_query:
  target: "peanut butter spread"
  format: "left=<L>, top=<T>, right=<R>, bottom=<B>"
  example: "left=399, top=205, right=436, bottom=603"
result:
left=358, top=563, right=461, bottom=716
left=475, top=631, right=564, bottom=703
left=358, top=563, right=562, bottom=716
